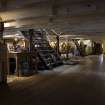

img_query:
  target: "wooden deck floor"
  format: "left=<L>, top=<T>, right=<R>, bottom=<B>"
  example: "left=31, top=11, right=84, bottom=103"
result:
left=1, top=55, right=105, bottom=105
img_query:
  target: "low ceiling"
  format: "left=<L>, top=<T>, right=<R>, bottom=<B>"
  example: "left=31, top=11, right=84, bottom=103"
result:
left=0, top=0, right=105, bottom=38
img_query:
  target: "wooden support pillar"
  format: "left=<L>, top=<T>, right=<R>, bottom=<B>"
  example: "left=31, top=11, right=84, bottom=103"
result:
left=15, top=53, right=20, bottom=77
left=29, top=29, right=38, bottom=73
left=51, top=29, right=61, bottom=56
left=66, top=42, right=69, bottom=59
left=29, top=29, right=33, bottom=71
left=0, top=20, right=7, bottom=84
left=56, top=35, right=60, bottom=56
left=0, top=43, right=7, bottom=83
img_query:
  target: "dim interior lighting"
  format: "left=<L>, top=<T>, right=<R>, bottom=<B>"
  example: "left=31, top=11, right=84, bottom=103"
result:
left=16, top=33, right=19, bottom=36
left=14, top=37, right=18, bottom=42
left=84, top=40, right=91, bottom=45
left=4, top=23, right=11, bottom=27
left=22, top=38, right=25, bottom=41
left=4, top=21, right=16, bottom=28
left=99, top=54, right=104, bottom=64
left=50, top=42, right=56, bottom=47
left=102, top=44, right=103, bottom=49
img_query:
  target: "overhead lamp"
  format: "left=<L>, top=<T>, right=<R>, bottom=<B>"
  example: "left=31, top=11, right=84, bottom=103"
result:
left=4, top=23, right=10, bottom=27
left=14, top=37, right=18, bottom=42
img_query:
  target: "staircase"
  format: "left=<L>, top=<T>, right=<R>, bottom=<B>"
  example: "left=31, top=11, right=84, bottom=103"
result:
left=21, top=29, right=63, bottom=70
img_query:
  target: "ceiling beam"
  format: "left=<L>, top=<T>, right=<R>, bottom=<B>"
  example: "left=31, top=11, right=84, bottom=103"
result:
left=0, top=0, right=7, bottom=11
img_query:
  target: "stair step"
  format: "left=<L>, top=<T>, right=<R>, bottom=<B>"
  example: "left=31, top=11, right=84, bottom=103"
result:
left=21, top=30, right=63, bottom=70
left=39, top=49, right=54, bottom=52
